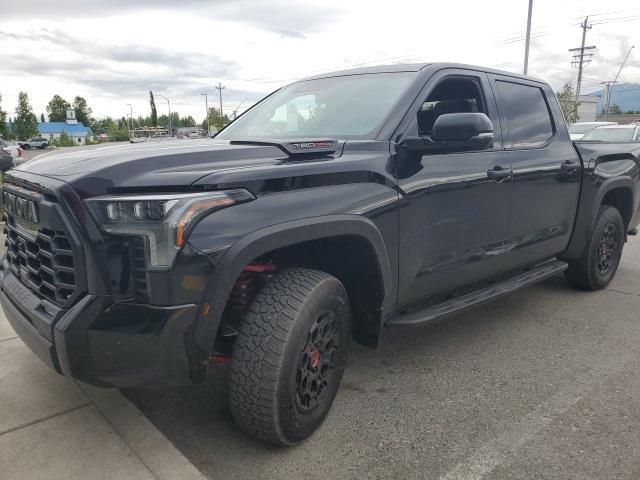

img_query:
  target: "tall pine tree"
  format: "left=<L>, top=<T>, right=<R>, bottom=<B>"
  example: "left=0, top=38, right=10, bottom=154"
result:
left=149, top=91, right=158, bottom=127
left=15, top=91, right=38, bottom=140
left=0, top=94, right=9, bottom=139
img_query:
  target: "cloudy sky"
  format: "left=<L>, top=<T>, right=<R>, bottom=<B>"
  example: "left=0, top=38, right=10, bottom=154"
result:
left=1, top=0, right=639, bottom=123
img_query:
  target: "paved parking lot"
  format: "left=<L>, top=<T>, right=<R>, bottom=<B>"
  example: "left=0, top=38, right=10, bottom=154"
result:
left=126, top=237, right=640, bottom=480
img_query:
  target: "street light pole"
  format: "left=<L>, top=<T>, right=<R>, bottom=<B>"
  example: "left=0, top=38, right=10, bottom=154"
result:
left=604, top=45, right=635, bottom=120
left=126, top=103, right=133, bottom=139
left=232, top=98, right=248, bottom=120
left=201, top=93, right=209, bottom=134
left=156, top=94, right=172, bottom=137
left=523, top=0, right=533, bottom=75
left=215, top=82, right=225, bottom=130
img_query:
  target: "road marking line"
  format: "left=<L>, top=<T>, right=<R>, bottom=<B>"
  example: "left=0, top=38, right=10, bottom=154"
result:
left=439, top=349, right=640, bottom=480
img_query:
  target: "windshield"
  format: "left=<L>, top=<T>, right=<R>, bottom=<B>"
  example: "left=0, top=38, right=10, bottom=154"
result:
left=217, top=72, right=417, bottom=140
left=582, top=127, right=636, bottom=142
left=569, top=124, right=599, bottom=134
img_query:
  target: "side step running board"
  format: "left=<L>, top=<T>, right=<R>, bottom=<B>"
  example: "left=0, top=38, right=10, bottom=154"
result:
left=386, top=260, right=568, bottom=327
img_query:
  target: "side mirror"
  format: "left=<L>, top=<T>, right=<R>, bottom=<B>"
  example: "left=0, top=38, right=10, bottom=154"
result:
left=432, top=112, right=494, bottom=151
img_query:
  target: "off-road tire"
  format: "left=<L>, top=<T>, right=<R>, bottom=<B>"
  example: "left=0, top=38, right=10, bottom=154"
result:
left=565, top=205, right=624, bottom=290
left=228, top=267, right=350, bottom=446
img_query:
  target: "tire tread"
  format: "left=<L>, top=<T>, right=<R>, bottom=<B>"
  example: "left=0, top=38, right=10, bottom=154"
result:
left=228, top=267, right=346, bottom=445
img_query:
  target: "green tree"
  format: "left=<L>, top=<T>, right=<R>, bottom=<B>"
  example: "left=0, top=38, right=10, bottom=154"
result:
left=14, top=91, right=38, bottom=140
left=177, top=115, right=196, bottom=128
left=609, top=103, right=622, bottom=115
left=107, top=123, right=130, bottom=142
left=46, top=94, right=70, bottom=122
left=50, top=132, right=75, bottom=147
left=149, top=91, right=158, bottom=127
left=0, top=94, right=9, bottom=139
left=40, top=113, right=45, bottom=122
left=207, top=107, right=229, bottom=131
left=555, top=83, right=579, bottom=124
left=72, top=96, right=93, bottom=126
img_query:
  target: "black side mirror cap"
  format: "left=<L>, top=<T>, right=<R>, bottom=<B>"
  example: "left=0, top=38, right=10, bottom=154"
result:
left=433, top=112, right=494, bottom=151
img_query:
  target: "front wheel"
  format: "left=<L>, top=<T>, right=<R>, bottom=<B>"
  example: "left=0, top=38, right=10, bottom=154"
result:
left=229, top=267, right=350, bottom=446
left=565, top=205, right=625, bottom=290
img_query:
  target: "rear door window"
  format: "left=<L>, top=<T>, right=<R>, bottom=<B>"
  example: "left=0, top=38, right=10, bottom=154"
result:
left=495, top=80, right=554, bottom=149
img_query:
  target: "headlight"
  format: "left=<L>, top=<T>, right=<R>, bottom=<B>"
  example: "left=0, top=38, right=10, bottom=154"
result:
left=85, top=189, right=254, bottom=268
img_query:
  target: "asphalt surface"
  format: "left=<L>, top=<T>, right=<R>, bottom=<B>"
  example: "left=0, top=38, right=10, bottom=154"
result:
left=124, top=236, right=640, bottom=480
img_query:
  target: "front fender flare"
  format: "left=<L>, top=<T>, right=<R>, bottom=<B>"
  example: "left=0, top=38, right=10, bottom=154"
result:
left=192, top=214, right=394, bottom=351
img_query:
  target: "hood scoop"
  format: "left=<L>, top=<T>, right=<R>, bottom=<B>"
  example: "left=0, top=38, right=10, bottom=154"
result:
left=230, top=138, right=337, bottom=159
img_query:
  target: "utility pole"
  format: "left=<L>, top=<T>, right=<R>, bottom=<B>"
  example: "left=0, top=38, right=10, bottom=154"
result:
left=201, top=93, right=209, bottom=134
left=602, top=45, right=635, bottom=120
left=523, top=0, right=533, bottom=75
left=126, top=103, right=133, bottom=139
left=156, top=94, right=172, bottom=137
left=215, top=82, right=225, bottom=129
left=569, top=16, right=595, bottom=104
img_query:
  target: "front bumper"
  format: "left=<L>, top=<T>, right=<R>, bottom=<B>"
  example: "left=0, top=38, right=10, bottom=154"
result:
left=0, top=268, right=200, bottom=388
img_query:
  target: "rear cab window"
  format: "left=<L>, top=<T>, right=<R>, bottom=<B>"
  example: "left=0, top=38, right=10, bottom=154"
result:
left=494, top=80, right=555, bottom=149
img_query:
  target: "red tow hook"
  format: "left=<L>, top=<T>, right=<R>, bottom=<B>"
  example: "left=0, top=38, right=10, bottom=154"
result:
left=209, top=354, right=232, bottom=366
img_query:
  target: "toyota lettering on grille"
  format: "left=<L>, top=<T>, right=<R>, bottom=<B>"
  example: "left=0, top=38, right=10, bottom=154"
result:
left=3, top=192, right=39, bottom=224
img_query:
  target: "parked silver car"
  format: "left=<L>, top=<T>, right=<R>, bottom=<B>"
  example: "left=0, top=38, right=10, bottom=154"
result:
left=580, top=124, right=640, bottom=142
left=568, top=121, right=617, bottom=141
left=20, top=136, right=49, bottom=149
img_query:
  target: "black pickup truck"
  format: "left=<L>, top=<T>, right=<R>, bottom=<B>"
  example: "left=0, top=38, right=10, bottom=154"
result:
left=2, top=63, right=640, bottom=445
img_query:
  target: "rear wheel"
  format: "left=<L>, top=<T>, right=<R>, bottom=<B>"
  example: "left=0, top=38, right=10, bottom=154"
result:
left=228, top=267, right=350, bottom=446
left=565, top=205, right=624, bottom=290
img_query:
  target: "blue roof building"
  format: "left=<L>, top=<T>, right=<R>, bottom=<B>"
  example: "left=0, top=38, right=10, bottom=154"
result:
left=38, top=108, right=93, bottom=144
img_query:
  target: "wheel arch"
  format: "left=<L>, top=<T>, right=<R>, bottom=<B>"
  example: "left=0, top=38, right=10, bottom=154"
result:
left=563, top=176, right=636, bottom=260
left=599, top=183, right=634, bottom=228
left=193, top=215, right=395, bottom=352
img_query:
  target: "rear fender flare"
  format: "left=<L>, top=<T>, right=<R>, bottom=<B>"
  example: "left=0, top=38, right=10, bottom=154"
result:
left=563, top=176, right=635, bottom=259
left=192, top=214, right=394, bottom=351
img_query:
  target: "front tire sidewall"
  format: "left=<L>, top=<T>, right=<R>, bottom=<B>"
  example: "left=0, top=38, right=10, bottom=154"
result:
left=229, top=268, right=351, bottom=446
left=590, top=209, right=624, bottom=288
left=279, top=285, right=350, bottom=443
left=566, top=205, right=625, bottom=290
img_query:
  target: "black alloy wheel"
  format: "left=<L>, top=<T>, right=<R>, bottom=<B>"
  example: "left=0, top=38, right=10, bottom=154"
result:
left=295, top=309, right=341, bottom=413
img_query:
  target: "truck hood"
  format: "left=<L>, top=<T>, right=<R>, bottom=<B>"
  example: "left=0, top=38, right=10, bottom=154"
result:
left=13, top=140, right=290, bottom=197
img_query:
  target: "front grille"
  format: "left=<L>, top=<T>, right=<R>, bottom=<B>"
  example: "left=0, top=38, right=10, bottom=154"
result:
left=4, top=219, right=78, bottom=306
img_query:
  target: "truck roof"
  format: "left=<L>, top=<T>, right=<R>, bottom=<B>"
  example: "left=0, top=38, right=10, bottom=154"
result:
left=300, top=62, right=547, bottom=85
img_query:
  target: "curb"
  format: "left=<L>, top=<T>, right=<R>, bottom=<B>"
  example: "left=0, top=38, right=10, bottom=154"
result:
left=77, top=382, right=206, bottom=480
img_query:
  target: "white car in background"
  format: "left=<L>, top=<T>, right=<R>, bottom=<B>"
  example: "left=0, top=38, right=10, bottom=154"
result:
left=580, top=124, right=640, bottom=142
left=0, top=138, right=23, bottom=163
left=568, top=121, right=617, bottom=141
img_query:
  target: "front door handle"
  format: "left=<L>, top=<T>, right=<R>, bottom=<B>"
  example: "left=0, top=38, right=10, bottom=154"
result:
left=560, top=161, right=580, bottom=173
left=487, top=166, right=512, bottom=181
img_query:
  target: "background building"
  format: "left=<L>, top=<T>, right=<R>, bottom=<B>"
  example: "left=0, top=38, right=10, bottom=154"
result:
left=577, top=94, right=599, bottom=122
left=38, top=108, right=92, bottom=144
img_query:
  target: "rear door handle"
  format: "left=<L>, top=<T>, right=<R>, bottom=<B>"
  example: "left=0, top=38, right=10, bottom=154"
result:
left=487, top=166, right=512, bottom=181
left=560, top=161, right=580, bottom=172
